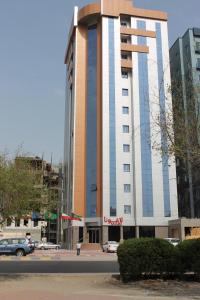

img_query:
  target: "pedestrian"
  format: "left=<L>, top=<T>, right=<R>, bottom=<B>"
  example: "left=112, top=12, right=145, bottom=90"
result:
left=76, top=242, right=81, bottom=256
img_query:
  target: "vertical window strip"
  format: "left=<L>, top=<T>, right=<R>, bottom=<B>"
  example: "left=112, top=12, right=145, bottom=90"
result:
left=156, top=23, right=171, bottom=217
left=109, top=18, right=117, bottom=217
left=86, top=26, right=97, bottom=217
left=137, top=20, right=154, bottom=217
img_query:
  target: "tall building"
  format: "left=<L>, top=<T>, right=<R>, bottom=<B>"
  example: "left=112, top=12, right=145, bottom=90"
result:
left=64, top=0, right=178, bottom=249
left=170, top=28, right=200, bottom=219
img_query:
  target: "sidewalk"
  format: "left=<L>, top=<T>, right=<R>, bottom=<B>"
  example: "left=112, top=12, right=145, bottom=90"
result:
left=0, top=250, right=117, bottom=261
left=0, top=274, right=199, bottom=300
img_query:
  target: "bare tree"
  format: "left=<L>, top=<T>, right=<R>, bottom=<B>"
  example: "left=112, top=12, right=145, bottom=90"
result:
left=150, top=66, right=200, bottom=218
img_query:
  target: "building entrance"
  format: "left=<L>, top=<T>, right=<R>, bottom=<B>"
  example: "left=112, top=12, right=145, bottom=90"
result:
left=88, top=227, right=100, bottom=243
left=108, top=226, right=120, bottom=242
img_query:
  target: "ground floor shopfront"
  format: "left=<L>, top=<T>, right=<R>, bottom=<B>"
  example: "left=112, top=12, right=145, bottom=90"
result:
left=63, top=225, right=169, bottom=249
left=168, top=218, right=200, bottom=241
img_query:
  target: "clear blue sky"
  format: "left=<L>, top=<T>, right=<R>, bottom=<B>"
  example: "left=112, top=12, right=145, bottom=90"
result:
left=0, top=0, right=199, bottom=164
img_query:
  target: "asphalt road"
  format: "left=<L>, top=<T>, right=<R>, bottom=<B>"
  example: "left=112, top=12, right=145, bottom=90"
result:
left=0, top=261, right=119, bottom=274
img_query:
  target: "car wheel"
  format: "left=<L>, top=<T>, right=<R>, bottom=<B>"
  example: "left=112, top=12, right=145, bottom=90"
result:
left=56, top=246, right=59, bottom=250
left=16, top=249, right=25, bottom=257
left=41, top=246, right=45, bottom=250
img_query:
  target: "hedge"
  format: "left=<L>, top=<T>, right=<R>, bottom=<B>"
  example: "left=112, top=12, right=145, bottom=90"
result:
left=117, top=238, right=200, bottom=281
left=176, top=239, right=200, bottom=275
left=117, top=238, right=175, bottom=281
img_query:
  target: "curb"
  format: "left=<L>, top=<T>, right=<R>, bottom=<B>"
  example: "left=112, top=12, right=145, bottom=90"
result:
left=0, top=256, right=117, bottom=261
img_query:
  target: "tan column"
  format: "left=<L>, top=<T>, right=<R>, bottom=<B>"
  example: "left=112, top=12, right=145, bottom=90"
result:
left=120, top=226, right=124, bottom=241
left=136, top=226, right=140, bottom=238
left=102, top=226, right=108, bottom=244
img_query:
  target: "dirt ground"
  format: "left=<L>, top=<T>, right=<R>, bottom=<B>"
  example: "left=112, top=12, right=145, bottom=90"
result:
left=0, top=274, right=200, bottom=300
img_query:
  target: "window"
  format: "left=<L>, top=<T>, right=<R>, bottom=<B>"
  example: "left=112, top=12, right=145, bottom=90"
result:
left=121, top=21, right=127, bottom=27
left=123, top=144, right=130, bottom=152
left=123, top=125, right=129, bottom=133
left=139, top=226, right=155, bottom=237
left=12, top=239, right=19, bottom=244
left=124, top=184, right=131, bottom=193
left=18, top=239, right=26, bottom=244
left=6, top=218, right=12, bottom=227
left=121, top=37, right=128, bottom=43
left=0, top=240, right=9, bottom=245
left=24, top=219, right=28, bottom=226
left=124, top=205, right=131, bottom=214
left=197, top=58, right=200, bottom=69
left=122, top=106, right=129, bottom=114
left=123, top=164, right=130, bottom=172
left=121, top=53, right=128, bottom=60
left=196, top=42, right=200, bottom=50
left=34, top=220, right=38, bottom=227
left=121, top=71, right=128, bottom=79
left=122, top=88, right=129, bottom=96
left=15, top=218, right=20, bottom=227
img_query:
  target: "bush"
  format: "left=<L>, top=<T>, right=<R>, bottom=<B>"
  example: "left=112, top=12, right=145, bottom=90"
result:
left=177, top=239, right=200, bottom=275
left=117, top=238, right=176, bottom=281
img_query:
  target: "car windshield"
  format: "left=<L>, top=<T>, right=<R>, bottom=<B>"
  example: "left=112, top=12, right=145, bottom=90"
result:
left=0, top=240, right=8, bottom=245
left=108, top=241, right=118, bottom=244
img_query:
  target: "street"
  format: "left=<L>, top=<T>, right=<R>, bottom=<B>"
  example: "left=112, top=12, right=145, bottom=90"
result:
left=0, top=260, right=119, bottom=274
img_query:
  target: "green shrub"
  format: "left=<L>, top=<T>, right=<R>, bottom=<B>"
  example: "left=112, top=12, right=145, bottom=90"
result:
left=117, top=238, right=175, bottom=281
left=177, top=239, right=200, bottom=275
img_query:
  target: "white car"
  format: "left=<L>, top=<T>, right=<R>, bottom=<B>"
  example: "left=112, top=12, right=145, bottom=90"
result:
left=102, top=241, right=119, bottom=253
left=164, top=238, right=180, bottom=246
left=37, top=242, right=61, bottom=250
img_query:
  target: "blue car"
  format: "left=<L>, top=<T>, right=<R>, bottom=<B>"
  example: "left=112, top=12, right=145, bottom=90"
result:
left=0, top=238, right=33, bottom=256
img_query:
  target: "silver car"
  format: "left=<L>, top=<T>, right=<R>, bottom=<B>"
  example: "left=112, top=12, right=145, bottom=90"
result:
left=164, top=238, right=180, bottom=246
left=37, top=242, right=61, bottom=250
left=102, top=241, right=119, bottom=253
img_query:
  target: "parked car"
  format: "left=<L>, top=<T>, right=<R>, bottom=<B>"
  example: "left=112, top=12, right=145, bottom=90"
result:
left=164, top=238, right=180, bottom=246
left=0, top=238, right=33, bottom=256
left=102, top=241, right=119, bottom=253
left=33, top=240, right=40, bottom=248
left=36, top=242, right=61, bottom=250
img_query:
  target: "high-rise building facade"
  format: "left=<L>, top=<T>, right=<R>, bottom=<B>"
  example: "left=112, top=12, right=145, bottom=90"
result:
left=170, top=28, right=200, bottom=219
left=64, top=0, right=178, bottom=249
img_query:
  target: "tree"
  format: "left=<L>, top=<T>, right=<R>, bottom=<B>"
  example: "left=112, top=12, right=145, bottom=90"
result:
left=0, top=154, right=41, bottom=225
left=151, top=75, right=200, bottom=168
left=151, top=66, right=200, bottom=218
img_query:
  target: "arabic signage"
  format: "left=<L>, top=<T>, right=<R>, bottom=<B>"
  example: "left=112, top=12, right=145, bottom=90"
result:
left=104, top=217, right=123, bottom=225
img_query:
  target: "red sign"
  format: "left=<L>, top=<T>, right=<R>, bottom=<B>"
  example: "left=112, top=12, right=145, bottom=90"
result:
left=104, top=217, right=123, bottom=225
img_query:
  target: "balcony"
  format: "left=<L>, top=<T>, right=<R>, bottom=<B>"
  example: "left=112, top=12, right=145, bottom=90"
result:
left=120, top=27, right=156, bottom=38
left=121, top=43, right=149, bottom=53
left=121, top=59, right=132, bottom=69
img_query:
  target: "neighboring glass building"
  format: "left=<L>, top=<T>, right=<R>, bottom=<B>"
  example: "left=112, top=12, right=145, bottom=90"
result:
left=170, top=28, right=200, bottom=219
left=64, top=0, right=178, bottom=249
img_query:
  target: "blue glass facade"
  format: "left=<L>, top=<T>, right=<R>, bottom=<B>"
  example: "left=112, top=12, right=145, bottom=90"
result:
left=156, top=23, right=171, bottom=217
left=137, top=20, right=154, bottom=217
left=109, top=18, right=117, bottom=216
left=86, top=26, right=97, bottom=217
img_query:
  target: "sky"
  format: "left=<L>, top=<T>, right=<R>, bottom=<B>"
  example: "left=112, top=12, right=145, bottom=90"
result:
left=0, top=0, right=199, bottom=164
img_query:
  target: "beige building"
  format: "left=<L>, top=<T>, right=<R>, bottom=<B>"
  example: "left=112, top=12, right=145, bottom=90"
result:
left=63, top=0, right=178, bottom=249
